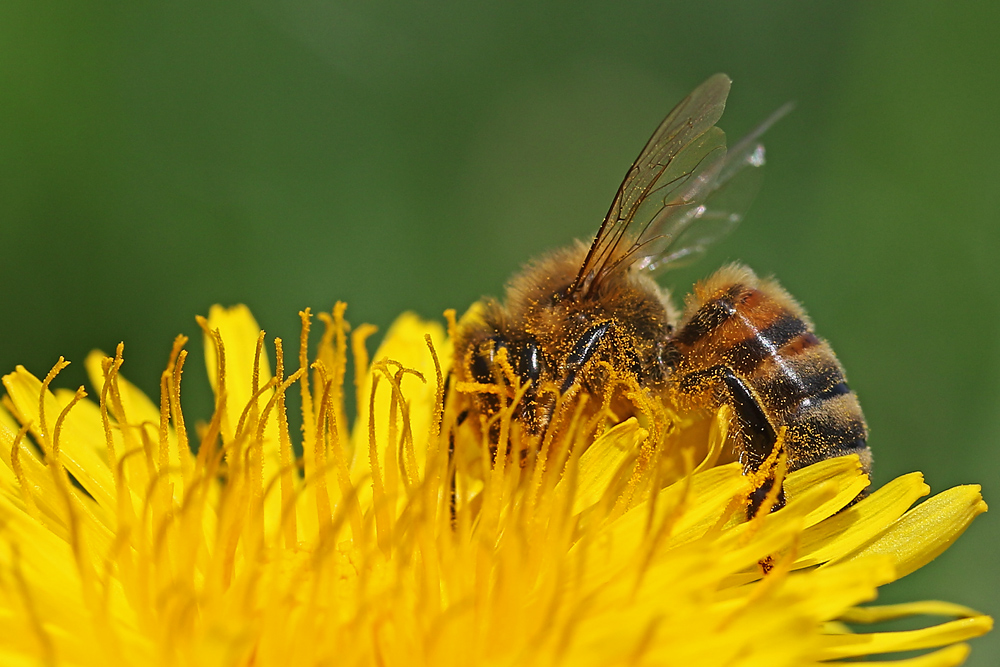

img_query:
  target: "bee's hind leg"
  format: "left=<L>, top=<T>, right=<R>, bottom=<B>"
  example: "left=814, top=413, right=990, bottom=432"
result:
left=676, top=364, right=785, bottom=519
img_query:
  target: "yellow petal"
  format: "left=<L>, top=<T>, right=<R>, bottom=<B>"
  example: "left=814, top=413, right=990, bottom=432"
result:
left=0, top=409, right=72, bottom=534
left=778, top=556, right=896, bottom=621
left=817, top=615, right=993, bottom=660
left=840, top=600, right=984, bottom=624
left=826, top=485, right=987, bottom=580
left=593, top=463, right=749, bottom=571
left=800, top=472, right=930, bottom=568
left=822, top=643, right=970, bottom=667
left=569, top=418, right=644, bottom=515
left=2, top=366, right=118, bottom=525
left=783, top=454, right=870, bottom=527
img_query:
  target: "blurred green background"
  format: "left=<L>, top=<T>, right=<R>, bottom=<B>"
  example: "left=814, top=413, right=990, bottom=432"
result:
left=2, top=1, right=997, bottom=662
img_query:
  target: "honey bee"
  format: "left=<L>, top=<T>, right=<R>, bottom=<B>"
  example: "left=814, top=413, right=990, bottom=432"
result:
left=453, top=74, right=871, bottom=516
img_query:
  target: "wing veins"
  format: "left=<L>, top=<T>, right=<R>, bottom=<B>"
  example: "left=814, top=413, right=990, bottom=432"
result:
left=579, top=128, right=705, bottom=296
left=570, top=74, right=733, bottom=297
left=569, top=76, right=789, bottom=294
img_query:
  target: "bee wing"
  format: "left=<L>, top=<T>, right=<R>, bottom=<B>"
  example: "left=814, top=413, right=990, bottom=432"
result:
left=570, top=73, right=732, bottom=297
left=636, top=101, right=793, bottom=274
left=570, top=73, right=791, bottom=295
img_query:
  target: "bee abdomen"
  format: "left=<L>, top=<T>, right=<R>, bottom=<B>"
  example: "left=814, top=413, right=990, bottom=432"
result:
left=674, top=264, right=871, bottom=478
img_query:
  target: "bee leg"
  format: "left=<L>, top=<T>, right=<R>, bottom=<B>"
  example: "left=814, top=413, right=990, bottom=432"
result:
left=678, top=365, right=783, bottom=518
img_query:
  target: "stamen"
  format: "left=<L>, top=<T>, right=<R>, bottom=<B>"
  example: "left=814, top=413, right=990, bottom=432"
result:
left=317, top=302, right=350, bottom=442
left=37, top=356, right=71, bottom=456
left=492, top=345, right=518, bottom=388
left=319, top=358, right=363, bottom=543
left=193, top=375, right=225, bottom=473
left=250, top=365, right=305, bottom=550
left=311, top=363, right=335, bottom=532
left=274, top=338, right=298, bottom=548
left=252, top=329, right=265, bottom=402
left=351, top=323, right=378, bottom=424
left=424, top=333, right=445, bottom=459
left=170, top=347, right=192, bottom=487
left=196, top=319, right=229, bottom=442
left=454, top=381, right=505, bottom=394
left=233, top=377, right=279, bottom=444
left=376, top=362, right=425, bottom=491
left=367, top=373, right=391, bottom=555
left=51, top=386, right=86, bottom=463
left=158, top=371, right=172, bottom=484
left=10, top=421, right=41, bottom=521
left=523, top=387, right=568, bottom=517
left=747, top=427, right=789, bottom=520
left=107, top=343, right=151, bottom=496
left=298, top=308, right=316, bottom=455
left=97, top=349, right=129, bottom=516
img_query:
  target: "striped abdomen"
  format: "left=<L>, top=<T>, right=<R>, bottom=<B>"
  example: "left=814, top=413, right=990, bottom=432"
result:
left=670, top=264, right=871, bottom=506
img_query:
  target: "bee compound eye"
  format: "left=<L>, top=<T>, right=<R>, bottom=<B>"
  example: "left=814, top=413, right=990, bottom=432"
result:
left=519, top=339, right=543, bottom=386
left=471, top=335, right=506, bottom=384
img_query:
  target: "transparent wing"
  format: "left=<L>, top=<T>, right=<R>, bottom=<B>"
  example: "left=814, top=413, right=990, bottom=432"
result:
left=635, top=102, right=793, bottom=274
left=570, top=73, right=732, bottom=297
left=570, top=73, right=791, bottom=296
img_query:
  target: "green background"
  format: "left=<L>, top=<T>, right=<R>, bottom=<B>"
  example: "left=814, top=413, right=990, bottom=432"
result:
left=2, top=1, right=997, bottom=662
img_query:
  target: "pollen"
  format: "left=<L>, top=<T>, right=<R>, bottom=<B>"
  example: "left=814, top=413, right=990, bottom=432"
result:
left=0, top=304, right=991, bottom=666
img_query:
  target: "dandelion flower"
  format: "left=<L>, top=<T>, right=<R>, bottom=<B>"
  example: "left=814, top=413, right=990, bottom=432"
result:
left=0, top=304, right=991, bottom=666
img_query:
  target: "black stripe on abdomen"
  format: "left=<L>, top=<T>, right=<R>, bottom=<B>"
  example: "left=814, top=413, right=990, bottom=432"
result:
left=676, top=296, right=738, bottom=346
left=818, top=381, right=851, bottom=399
left=728, top=313, right=809, bottom=375
left=754, top=360, right=847, bottom=417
